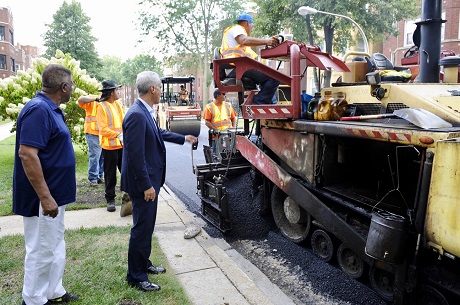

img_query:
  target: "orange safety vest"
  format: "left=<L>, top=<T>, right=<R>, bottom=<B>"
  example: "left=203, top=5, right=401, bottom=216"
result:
left=96, top=100, right=124, bottom=150
left=78, top=95, right=99, bottom=135
left=221, top=25, right=258, bottom=60
left=206, top=102, right=233, bottom=131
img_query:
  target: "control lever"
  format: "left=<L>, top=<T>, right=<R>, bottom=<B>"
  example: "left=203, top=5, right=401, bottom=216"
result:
left=191, top=139, right=199, bottom=172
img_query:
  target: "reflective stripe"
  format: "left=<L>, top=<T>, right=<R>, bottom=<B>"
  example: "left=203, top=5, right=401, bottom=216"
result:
left=221, top=25, right=258, bottom=60
left=83, top=103, right=99, bottom=134
left=207, top=102, right=232, bottom=130
left=99, top=101, right=123, bottom=149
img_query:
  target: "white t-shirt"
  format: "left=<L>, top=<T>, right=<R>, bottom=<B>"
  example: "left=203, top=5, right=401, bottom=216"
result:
left=223, top=25, right=247, bottom=48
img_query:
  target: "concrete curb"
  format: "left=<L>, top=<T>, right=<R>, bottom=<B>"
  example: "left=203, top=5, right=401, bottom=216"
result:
left=159, top=185, right=295, bottom=305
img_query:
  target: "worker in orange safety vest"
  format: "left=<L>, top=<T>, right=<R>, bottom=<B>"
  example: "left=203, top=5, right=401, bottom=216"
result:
left=96, top=80, right=125, bottom=213
left=78, top=94, right=104, bottom=187
left=203, top=88, right=237, bottom=156
left=220, top=13, right=280, bottom=104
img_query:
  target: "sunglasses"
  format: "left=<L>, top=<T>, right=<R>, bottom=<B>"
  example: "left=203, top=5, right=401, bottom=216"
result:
left=220, top=93, right=226, bottom=96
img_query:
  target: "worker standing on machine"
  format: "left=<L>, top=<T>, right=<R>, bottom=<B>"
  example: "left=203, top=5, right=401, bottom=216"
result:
left=203, top=88, right=237, bottom=157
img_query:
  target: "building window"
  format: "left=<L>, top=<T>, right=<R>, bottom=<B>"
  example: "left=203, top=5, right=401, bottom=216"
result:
left=9, top=30, right=14, bottom=45
left=0, top=54, right=7, bottom=70
left=10, top=58, right=15, bottom=72
left=404, top=19, right=418, bottom=46
left=0, top=26, right=5, bottom=41
left=441, top=12, right=445, bottom=41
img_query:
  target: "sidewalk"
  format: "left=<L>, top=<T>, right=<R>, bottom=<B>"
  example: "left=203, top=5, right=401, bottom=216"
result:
left=0, top=186, right=295, bottom=305
left=0, top=121, right=14, bottom=141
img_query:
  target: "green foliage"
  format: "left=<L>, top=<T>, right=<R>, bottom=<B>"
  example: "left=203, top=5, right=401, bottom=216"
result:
left=99, top=56, right=124, bottom=84
left=139, top=0, right=244, bottom=102
left=43, top=0, right=102, bottom=80
left=0, top=136, right=14, bottom=216
left=253, top=0, right=419, bottom=53
left=0, top=50, right=100, bottom=152
left=122, top=55, right=164, bottom=85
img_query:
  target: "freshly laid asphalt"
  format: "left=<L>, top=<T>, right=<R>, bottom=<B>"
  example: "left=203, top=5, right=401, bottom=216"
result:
left=0, top=121, right=295, bottom=305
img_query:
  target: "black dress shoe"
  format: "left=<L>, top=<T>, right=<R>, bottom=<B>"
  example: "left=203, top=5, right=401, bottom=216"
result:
left=128, top=280, right=161, bottom=291
left=22, top=301, right=52, bottom=305
left=147, top=265, right=166, bottom=274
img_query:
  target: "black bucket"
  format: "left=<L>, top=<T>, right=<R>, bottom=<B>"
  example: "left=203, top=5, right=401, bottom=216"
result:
left=365, top=210, right=408, bottom=264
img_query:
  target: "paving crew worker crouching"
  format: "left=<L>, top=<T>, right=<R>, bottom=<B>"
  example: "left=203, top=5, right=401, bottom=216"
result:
left=203, top=88, right=237, bottom=155
left=13, top=64, right=80, bottom=305
left=96, top=80, right=129, bottom=213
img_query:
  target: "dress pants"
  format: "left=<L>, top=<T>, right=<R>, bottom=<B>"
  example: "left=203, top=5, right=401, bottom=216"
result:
left=102, top=148, right=122, bottom=203
left=22, top=205, right=66, bottom=305
left=241, top=69, right=280, bottom=104
left=126, top=193, right=158, bottom=282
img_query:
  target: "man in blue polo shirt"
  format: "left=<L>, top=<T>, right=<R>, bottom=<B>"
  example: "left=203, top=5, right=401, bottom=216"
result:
left=13, top=64, right=79, bottom=305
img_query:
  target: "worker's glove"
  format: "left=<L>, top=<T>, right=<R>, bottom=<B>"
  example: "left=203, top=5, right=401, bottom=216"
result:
left=117, top=133, right=123, bottom=144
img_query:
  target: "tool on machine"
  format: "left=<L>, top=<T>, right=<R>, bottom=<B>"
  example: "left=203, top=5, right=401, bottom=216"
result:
left=340, top=108, right=452, bottom=129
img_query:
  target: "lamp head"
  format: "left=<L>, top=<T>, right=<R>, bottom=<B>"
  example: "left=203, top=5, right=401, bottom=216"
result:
left=298, top=6, right=318, bottom=16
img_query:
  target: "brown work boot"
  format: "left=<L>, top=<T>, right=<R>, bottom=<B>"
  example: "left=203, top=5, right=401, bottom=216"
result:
left=120, top=193, right=132, bottom=217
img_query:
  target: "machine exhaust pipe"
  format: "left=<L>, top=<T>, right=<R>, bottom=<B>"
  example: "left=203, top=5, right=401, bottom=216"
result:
left=416, top=0, right=444, bottom=83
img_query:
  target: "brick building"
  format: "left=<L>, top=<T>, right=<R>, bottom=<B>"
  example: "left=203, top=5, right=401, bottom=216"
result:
left=0, top=6, right=40, bottom=79
left=382, top=0, right=460, bottom=65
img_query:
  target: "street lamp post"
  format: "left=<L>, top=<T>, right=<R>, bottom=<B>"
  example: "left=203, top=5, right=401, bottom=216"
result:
left=298, top=6, right=369, bottom=55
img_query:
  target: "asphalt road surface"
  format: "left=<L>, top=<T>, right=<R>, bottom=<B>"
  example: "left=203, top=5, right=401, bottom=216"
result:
left=164, top=123, right=386, bottom=305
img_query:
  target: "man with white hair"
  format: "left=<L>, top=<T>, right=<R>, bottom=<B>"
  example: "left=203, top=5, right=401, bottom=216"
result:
left=121, top=71, right=197, bottom=291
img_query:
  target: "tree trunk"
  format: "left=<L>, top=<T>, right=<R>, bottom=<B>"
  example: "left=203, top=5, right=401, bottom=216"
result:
left=323, top=19, right=335, bottom=88
left=305, top=15, right=320, bottom=92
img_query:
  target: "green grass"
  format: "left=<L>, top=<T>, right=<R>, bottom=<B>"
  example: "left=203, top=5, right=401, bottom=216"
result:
left=0, top=135, right=14, bottom=215
left=0, top=226, right=191, bottom=305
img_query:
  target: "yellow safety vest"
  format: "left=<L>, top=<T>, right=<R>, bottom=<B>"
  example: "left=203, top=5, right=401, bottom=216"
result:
left=97, top=100, right=124, bottom=150
left=207, top=102, right=233, bottom=131
left=221, top=25, right=258, bottom=60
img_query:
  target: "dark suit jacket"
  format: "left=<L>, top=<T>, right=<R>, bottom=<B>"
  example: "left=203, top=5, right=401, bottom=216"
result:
left=121, top=99, right=185, bottom=197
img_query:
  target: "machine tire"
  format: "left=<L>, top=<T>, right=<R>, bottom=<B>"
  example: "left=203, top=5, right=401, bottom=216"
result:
left=311, top=229, right=334, bottom=262
left=369, top=266, right=394, bottom=301
left=271, top=185, right=311, bottom=243
left=337, top=243, right=365, bottom=279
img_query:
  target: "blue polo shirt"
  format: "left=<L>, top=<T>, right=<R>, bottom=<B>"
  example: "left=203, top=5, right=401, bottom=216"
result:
left=13, top=92, right=76, bottom=217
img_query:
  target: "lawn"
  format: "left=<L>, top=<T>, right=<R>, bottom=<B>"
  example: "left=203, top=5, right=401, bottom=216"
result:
left=0, top=226, right=191, bottom=305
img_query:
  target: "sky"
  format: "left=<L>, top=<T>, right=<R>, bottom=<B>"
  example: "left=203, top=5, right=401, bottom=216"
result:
left=2, top=0, right=152, bottom=60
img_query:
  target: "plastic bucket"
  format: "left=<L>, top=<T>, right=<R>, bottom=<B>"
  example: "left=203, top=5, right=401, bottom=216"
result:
left=365, top=210, right=408, bottom=264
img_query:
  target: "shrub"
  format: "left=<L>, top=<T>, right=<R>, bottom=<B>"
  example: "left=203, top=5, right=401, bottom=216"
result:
left=0, top=50, right=100, bottom=151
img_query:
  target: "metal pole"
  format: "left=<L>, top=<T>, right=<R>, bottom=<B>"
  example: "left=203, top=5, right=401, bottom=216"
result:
left=316, top=10, right=369, bottom=55
left=418, top=0, right=443, bottom=83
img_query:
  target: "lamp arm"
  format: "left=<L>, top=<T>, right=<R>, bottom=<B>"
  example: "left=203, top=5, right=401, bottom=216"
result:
left=317, top=10, right=369, bottom=54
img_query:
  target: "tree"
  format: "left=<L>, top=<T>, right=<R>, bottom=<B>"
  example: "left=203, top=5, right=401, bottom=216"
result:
left=99, top=56, right=124, bottom=84
left=121, top=55, right=164, bottom=85
left=139, top=0, right=244, bottom=103
left=43, top=0, right=102, bottom=80
left=253, top=0, right=419, bottom=87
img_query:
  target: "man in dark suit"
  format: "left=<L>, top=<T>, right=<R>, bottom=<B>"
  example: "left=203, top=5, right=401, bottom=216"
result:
left=121, top=71, right=197, bottom=291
